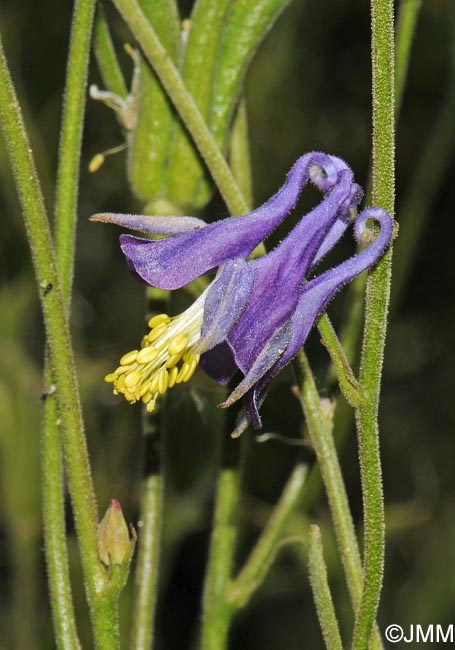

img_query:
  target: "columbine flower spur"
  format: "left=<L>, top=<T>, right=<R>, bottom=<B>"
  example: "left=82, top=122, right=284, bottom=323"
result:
left=91, top=152, right=393, bottom=435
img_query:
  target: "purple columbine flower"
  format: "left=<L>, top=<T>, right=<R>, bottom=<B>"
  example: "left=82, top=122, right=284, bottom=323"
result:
left=92, top=152, right=393, bottom=433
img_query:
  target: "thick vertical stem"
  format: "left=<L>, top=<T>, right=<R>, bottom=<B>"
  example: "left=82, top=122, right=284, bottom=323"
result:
left=201, top=435, right=241, bottom=650
left=297, top=353, right=383, bottom=650
left=130, top=374, right=165, bottom=650
left=351, top=1, right=395, bottom=648
left=0, top=31, right=122, bottom=650
left=42, top=0, right=97, bottom=647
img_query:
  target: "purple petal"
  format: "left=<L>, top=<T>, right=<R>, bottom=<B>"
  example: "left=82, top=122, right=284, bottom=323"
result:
left=222, top=168, right=355, bottom=376
left=195, top=260, right=255, bottom=353
left=220, top=322, right=292, bottom=408
left=311, top=182, right=363, bottom=267
left=119, top=152, right=349, bottom=290
left=223, top=207, right=393, bottom=411
left=90, top=212, right=207, bottom=235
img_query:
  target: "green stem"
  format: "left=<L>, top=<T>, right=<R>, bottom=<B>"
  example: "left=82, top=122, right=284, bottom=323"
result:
left=318, top=314, right=364, bottom=407
left=351, top=1, right=395, bottom=648
left=201, top=436, right=241, bottom=650
left=93, top=4, right=128, bottom=99
left=0, top=33, right=122, bottom=650
left=111, top=0, right=248, bottom=216
left=54, top=0, right=97, bottom=301
left=42, top=379, right=82, bottom=650
left=130, top=474, right=162, bottom=649
left=327, top=0, right=421, bottom=384
left=298, top=353, right=362, bottom=604
left=308, top=525, right=344, bottom=650
left=297, top=352, right=383, bottom=650
left=228, top=463, right=307, bottom=608
left=130, top=377, right=165, bottom=650
left=42, top=1, right=99, bottom=647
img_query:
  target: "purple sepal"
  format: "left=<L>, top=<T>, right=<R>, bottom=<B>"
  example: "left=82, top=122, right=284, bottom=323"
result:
left=195, top=260, right=255, bottom=353
left=94, top=152, right=393, bottom=433
left=221, top=207, right=393, bottom=427
left=90, top=212, right=207, bottom=235
left=117, top=152, right=352, bottom=290
left=205, top=168, right=356, bottom=382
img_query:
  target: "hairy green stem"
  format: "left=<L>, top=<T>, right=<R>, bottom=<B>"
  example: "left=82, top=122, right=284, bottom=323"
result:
left=297, top=352, right=383, bottom=650
left=351, top=1, right=395, bottom=648
left=54, top=0, right=96, bottom=300
left=42, top=382, right=82, bottom=650
left=228, top=462, right=307, bottom=608
left=298, top=353, right=363, bottom=604
left=308, top=525, right=344, bottom=650
left=130, top=472, right=162, bottom=649
left=201, top=436, right=241, bottom=650
left=0, top=32, right=123, bottom=649
left=318, top=314, right=365, bottom=407
left=42, top=1, right=99, bottom=647
left=328, top=0, right=421, bottom=385
left=130, top=286, right=167, bottom=650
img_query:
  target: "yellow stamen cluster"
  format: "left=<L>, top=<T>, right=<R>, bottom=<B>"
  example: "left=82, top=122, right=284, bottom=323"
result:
left=105, top=309, right=203, bottom=412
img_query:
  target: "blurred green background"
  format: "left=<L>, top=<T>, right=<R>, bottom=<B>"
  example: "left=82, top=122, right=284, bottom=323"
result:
left=0, top=1, right=453, bottom=648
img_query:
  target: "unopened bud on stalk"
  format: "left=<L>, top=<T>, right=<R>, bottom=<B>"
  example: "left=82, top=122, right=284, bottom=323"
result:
left=97, top=499, right=130, bottom=566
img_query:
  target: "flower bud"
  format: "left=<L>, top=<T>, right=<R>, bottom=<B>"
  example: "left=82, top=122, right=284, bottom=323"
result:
left=97, top=499, right=130, bottom=566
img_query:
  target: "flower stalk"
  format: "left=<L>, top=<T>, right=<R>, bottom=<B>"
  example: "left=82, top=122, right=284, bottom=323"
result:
left=201, top=437, right=241, bottom=650
left=297, top=352, right=383, bottom=650
left=227, top=462, right=308, bottom=608
left=308, top=525, right=344, bottom=650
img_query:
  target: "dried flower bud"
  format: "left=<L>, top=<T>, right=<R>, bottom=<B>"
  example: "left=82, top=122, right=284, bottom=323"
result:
left=97, top=499, right=130, bottom=566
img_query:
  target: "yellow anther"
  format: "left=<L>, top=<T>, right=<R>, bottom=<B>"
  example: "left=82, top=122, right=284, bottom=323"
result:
left=182, top=357, right=198, bottom=383
left=157, top=368, right=169, bottom=394
left=168, top=333, right=188, bottom=356
left=120, top=350, right=138, bottom=366
left=136, top=346, right=159, bottom=364
left=142, top=391, right=154, bottom=404
left=88, top=153, right=105, bottom=173
left=147, top=313, right=170, bottom=329
left=104, top=373, right=116, bottom=383
left=147, top=322, right=169, bottom=342
left=114, top=366, right=127, bottom=376
left=146, top=399, right=157, bottom=413
left=168, top=366, right=178, bottom=388
left=166, top=352, right=183, bottom=369
left=149, top=374, right=160, bottom=395
left=125, top=371, right=141, bottom=389
left=141, top=335, right=148, bottom=348
left=139, top=382, right=151, bottom=398
left=176, top=361, right=190, bottom=384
